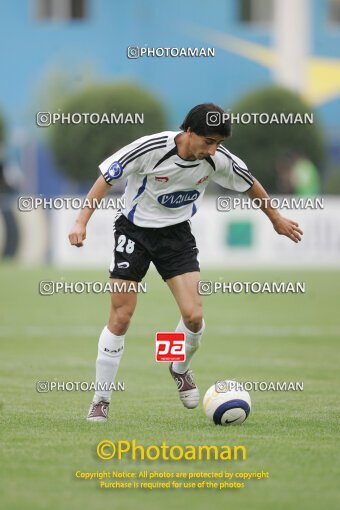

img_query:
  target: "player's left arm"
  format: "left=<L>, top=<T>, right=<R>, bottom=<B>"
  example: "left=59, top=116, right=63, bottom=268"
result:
left=246, top=178, right=303, bottom=243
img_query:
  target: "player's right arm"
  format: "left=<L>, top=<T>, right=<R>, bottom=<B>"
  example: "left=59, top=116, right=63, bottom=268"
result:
left=68, top=176, right=111, bottom=248
left=69, top=133, right=167, bottom=247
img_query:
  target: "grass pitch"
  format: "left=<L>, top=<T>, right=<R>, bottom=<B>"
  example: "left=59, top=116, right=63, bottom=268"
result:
left=1, top=264, right=339, bottom=510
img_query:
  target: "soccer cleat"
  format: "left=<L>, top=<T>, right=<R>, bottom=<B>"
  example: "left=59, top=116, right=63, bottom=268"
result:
left=169, top=363, right=200, bottom=409
left=87, top=400, right=110, bottom=422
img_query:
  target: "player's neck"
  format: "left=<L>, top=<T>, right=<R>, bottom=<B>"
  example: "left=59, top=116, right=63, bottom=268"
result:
left=175, top=132, right=197, bottom=161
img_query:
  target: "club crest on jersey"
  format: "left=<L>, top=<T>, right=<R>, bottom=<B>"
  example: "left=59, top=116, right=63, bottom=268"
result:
left=155, top=176, right=169, bottom=183
left=108, top=161, right=123, bottom=179
left=196, top=175, right=209, bottom=185
left=157, top=190, right=200, bottom=208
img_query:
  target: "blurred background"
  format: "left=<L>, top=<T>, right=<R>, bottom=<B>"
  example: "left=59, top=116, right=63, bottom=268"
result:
left=0, top=0, right=340, bottom=267
left=1, top=4, right=340, bottom=510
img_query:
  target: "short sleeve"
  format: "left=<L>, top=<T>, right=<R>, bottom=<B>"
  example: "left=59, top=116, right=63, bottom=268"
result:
left=99, top=136, right=155, bottom=186
left=211, top=147, right=254, bottom=192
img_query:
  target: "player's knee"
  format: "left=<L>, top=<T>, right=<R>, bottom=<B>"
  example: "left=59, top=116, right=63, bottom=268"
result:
left=182, top=309, right=203, bottom=333
left=108, top=306, right=134, bottom=335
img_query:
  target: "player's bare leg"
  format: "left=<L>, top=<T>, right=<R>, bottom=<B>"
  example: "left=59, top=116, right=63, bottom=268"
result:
left=166, top=271, right=204, bottom=409
left=107, top=279, right=138, bottom=335
left=167, top=271, right=203, bottom=332
left=87, top=279, right=138, bottom=422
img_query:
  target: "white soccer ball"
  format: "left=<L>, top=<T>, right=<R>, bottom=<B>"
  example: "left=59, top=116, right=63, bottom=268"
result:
left=203, top=380, right=251, bottom=425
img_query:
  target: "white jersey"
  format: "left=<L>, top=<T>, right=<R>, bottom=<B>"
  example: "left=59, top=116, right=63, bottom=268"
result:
left=99, top=131, right=254, bottom=228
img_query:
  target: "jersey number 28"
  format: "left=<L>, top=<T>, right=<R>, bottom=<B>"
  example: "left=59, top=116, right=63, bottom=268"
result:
left=116, top=235, right=135, bottom=254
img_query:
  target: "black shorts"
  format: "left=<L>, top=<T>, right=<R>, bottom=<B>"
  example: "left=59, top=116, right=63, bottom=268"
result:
left=109, top=213, right=200, bottom=282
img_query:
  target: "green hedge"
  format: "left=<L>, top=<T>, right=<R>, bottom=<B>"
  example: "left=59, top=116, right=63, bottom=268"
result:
left=49, top=83, right=167, bottom=182
left=225, top=86, right=325, bottom=192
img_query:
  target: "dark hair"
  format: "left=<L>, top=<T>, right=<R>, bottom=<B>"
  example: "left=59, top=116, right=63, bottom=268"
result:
left=180, top=103, right=231, bottom=138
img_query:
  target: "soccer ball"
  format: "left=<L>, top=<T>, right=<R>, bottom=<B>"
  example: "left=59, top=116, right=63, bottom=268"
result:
left=203, top=380, right=251, bottom=425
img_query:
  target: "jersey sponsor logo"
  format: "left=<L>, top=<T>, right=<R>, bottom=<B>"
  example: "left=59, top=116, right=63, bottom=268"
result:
left=155, top=176, right=169, bottom=183
left=196, top=175, right=209, bottom=184
left=108, top=161, right=123, bottom=179
left=157, top=190, right=200, bottom=208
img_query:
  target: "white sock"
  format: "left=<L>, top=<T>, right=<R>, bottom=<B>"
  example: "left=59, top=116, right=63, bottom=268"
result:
left=172, top=318, right=205, bottom=374
left=93, top=326, right=125, bottom=403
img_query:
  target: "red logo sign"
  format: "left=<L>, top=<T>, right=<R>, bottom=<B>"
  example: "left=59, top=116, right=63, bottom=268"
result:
left=155, top=332, right=186, bottom=362
left=155, top=176, right=169, bottom=183
left=196, top=175, right=209, bottom=185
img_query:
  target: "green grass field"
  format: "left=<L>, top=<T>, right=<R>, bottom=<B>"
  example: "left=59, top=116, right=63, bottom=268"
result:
left=1, top=264, right=340, bottom=510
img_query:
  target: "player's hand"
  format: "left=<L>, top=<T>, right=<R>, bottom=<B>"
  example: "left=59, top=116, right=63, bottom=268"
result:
left=68, top=222, right=86, bottom=247
left=272, top=215, right=303, bottom=243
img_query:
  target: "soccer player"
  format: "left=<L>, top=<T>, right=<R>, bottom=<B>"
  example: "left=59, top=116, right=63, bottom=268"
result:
left=68, top=103, right=303, bottom=421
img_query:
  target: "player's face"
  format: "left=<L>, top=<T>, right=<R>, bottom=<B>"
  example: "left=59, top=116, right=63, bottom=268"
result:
left=188, top=131, right=224, bottom=159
